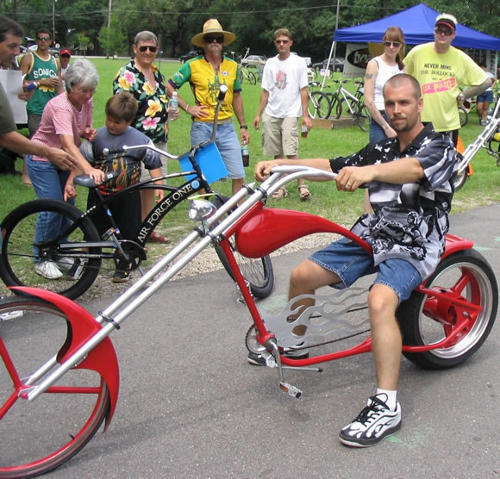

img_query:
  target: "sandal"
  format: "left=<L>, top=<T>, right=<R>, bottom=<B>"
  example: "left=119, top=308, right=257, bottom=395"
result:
left=298, top=184, right=311, bottom=201
left=148, top=231, right=170, bottom=243
left=272, top=186, right=288, bottom=199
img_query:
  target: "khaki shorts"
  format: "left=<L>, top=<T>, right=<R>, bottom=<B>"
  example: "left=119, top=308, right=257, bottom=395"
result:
left=262, top=113, right=299, bottom=157
left=140, top=141, right=167, bottom=182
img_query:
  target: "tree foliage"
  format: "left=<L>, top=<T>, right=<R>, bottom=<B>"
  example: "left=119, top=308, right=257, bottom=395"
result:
left=2, top=0, right=498, bottom=60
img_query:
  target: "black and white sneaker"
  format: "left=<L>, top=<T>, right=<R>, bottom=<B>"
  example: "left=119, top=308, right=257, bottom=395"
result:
left=339, top=395, right=401, bottom=447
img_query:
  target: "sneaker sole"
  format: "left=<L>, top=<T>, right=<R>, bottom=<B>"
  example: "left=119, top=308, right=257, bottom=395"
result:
left=339, top=420, right=402, bottom=447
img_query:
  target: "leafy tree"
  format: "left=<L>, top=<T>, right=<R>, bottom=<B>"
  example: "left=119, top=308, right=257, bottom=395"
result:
left=98, top=17, right=127, bottom=57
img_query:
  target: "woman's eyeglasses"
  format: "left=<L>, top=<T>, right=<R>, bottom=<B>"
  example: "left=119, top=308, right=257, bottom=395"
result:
left=384, top=41, right=401, bottom=48
left=138, top=45, right=158, bottom=53
left=204, top=35, right=224, bottom=44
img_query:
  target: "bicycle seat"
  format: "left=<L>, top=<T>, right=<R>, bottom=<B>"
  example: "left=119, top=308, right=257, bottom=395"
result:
left=74, top=172, right=117, bottom=188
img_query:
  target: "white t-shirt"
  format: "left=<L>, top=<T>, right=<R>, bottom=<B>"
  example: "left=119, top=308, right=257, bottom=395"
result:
left=373, top=57, right=402, bottom=110
left=261, top=54, right=309, bottom=118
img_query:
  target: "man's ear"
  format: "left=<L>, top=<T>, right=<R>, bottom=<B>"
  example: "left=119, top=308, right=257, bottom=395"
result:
left=417, top=96, right=424, bottom=113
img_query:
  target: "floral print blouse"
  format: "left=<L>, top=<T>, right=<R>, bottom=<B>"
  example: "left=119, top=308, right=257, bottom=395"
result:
left=113, top=59, right=169, bottom=144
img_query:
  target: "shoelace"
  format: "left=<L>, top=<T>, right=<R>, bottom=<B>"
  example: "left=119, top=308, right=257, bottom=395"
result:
left=354, top=395, right=388, bottom=425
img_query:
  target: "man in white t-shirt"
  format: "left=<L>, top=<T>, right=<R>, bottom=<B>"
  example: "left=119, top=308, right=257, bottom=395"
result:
left=253, top=28, right=312, bottom=200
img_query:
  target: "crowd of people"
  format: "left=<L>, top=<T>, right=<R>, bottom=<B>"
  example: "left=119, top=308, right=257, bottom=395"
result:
left=0, top=12, right=496, bottom=448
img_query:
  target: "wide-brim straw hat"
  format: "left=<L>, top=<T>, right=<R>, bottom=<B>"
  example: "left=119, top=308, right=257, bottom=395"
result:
left=191, top=19, right=236, bottom=47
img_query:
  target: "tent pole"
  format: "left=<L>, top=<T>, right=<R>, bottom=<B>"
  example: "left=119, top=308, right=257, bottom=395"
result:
left=322, top=0, right=341, bottom=89
left=321, top=40, right=336, bottom=89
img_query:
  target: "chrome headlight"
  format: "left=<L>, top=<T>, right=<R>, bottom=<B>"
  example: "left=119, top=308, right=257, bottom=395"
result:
left=188, top=199, right=217, bottom=222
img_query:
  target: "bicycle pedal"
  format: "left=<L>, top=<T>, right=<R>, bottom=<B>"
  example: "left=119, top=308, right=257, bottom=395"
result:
left=279, top=381, right=302, bottom=399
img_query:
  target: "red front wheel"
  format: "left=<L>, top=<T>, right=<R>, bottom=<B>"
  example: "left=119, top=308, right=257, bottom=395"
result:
left=0, top=297, right=110, bottom=478
left=397, top=249, right=498, bottom=369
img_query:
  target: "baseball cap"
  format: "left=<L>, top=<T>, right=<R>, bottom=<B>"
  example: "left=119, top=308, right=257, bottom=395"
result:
left=60, top=49, right=71, bottom=56
left=435, top=13, right=457, bottom=31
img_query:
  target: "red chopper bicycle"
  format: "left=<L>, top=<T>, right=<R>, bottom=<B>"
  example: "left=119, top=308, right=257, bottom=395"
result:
left=0, top=161, right=498, bottom=477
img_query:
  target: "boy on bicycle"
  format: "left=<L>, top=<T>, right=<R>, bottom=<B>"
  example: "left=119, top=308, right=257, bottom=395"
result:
left=78, top=92, right=163, bottom=282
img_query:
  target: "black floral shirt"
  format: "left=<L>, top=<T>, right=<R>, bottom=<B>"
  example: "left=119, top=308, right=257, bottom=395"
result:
left=113, top=60, right=169, bottom=144
left=329, top=124, right=457, bottom=279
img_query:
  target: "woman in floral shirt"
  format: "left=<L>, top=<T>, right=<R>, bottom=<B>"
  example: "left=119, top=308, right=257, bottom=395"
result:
left=113, top=30, right=172, bottom=243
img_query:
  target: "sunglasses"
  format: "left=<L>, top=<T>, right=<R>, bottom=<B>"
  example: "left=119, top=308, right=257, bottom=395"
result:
left=275, top=39, right=290, bottom=45
left=204, top=35, right=224, bottom=44
left=435, top=27, right=453, bottom=36
left=37, top=36, right=51, bottom=41
left=384, top=41, right=401, bottom=48
left=138, top=45, right=157, bottom=53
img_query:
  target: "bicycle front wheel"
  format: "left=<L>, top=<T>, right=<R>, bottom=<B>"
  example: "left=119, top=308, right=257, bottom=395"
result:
left=0, top=297, right=110, bottom=478
left=215, top=241, right=274, bottom=299
left=247, top=70, right=257, bottom=85
left=0, top=199, right=102, bottom=299
left=353, top=104, right=370, bottom=132
left=459, top=106, right=468, bottom=127
left=210, top=197, right=274, bottom=299
left=309, top=91, right=331, bottom=119
left=334, top=98, right=344, bottom=119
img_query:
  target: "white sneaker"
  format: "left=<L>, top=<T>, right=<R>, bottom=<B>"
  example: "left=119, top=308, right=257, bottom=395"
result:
left=339, top=395, right=401, bottom=447
left=34, top=261, right=63, bottom=279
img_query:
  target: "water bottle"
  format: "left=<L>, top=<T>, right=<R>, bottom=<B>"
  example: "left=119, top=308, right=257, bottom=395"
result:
left=168, top=91, right=178, bottom=120
left=241, top=142, right=249, bottom=167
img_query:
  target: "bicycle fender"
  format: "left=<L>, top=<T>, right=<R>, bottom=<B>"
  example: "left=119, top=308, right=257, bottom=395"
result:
left=235, top=208, right=371, bottom=257
left=443, top=234, right=474, bottom=259
left=10, top=286, right=120, bottom=429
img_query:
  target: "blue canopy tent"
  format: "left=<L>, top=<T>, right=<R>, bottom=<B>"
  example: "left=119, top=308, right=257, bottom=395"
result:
left=322, top=3, right=499, bottom=80
left=334, top=3, right=500, bottom=50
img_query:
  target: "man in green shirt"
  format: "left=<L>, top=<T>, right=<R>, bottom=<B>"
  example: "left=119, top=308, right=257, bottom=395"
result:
left=404, top=13, right=491, bottom=145
left=0, top=17, right=74, bottom=170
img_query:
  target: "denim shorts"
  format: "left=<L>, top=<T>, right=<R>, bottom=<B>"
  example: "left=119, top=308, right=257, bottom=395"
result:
left=477, top=90, right=493, bottom=103
left=310, top=238, right=423, bottom=302
left=190, top=121, right=244, bottom=179
left=369, top=111, right=389, bottom=144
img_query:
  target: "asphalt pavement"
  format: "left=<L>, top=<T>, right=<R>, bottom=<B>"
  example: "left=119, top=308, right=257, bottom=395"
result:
left=24, top=204, right=500, bottom=478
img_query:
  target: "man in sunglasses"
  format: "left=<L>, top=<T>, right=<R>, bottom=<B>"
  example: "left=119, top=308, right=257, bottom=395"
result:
left=0, top=17, right=76, bottom=172
left=19, top=28, right=61, bottom=140
left=253, top=28, right=312, bottom=201
left=167, top=19, right=250, bottom=196
left=404, top=13, right=491, bottom=145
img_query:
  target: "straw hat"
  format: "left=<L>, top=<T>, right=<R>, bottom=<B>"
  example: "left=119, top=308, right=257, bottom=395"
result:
left=191, top=19, right=236, bottom=47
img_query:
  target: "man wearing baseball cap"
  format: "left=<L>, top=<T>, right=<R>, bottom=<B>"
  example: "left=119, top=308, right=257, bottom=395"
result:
left=59, top=49, right=71, bottom=89
left=167, top=19, right=250, bottom=196
left=404, top=13, right=491, bottom=144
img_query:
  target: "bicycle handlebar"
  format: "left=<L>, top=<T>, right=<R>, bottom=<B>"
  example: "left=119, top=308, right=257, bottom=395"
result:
left=270, top=164, right=337, bottom=180
left=102, top=144, right=179, bottom=160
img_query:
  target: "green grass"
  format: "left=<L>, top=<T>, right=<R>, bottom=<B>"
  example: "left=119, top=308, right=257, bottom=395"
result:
left=2, top=57, right=499, bottom=249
